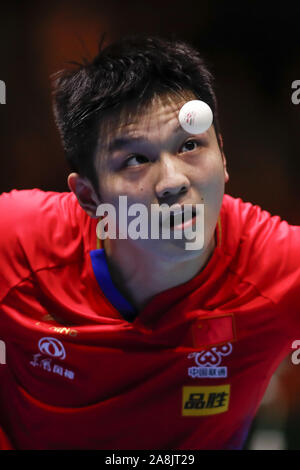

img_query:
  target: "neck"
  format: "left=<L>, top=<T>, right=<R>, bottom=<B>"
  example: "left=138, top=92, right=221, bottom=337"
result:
left=103, top=235, right=216, bottom=312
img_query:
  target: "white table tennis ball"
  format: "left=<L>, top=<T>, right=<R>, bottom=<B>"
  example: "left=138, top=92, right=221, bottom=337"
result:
left=178, top=100, right=213, bottom=134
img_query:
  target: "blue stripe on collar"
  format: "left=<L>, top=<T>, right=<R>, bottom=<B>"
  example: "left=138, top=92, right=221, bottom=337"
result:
left=90, top=249, right=136, bottom=321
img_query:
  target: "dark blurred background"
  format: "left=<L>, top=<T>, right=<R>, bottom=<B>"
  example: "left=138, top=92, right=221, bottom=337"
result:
left=0, top=0, right=300, bottom=449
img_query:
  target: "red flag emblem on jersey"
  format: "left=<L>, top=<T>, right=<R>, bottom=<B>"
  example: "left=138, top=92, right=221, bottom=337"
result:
left=192, top=313, right=236, bottom=349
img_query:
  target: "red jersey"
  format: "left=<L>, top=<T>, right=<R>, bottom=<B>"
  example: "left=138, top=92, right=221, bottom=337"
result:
left=0, top=189, right=300, bottom=450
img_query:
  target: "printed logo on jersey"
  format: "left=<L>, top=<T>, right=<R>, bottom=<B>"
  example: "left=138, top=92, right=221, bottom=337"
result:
left=188, top=342, right=232, bottom=378
left=182, top=385, right=230, bottom=416
left=38, top=337, right=66, bottom=359
left=29, top=337, right=75, bottom=380
left=35, top=318, right=78, bottom=337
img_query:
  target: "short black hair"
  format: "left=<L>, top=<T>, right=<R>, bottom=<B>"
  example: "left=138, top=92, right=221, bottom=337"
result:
left=52, top=34, right=221, bottom=192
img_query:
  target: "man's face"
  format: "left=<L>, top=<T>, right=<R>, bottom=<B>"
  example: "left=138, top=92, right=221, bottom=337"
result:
left=93, top=91, right=229, bottom=259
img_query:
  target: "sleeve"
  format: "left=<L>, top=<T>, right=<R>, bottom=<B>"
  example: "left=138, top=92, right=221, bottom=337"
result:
left=0, top=189, right=38, bottom=303
left=233, top=197, right=300, bottom=336
left=0, top=188, right=83, bottom=303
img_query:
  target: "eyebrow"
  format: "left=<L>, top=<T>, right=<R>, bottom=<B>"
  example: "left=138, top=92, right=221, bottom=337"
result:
left=107, top=125, right=186, bottom=153
left=108, top=136, right=145, bottom=153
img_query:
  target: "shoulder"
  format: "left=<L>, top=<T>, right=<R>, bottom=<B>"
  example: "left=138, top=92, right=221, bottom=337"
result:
left=0, top=188, right=83, bottom=247
left=221, top=194, right=283, bottom=240
left=0, top=189, right=92, bottom=300
left=0, top=187, right=79, bottom=219
left=220, top=194, right=300, bottom=302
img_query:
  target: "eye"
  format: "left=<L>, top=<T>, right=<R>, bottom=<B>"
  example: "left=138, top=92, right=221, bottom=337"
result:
left=124, top=154, right=149, bottom=167
left=180, top=140, right=200, bottom=153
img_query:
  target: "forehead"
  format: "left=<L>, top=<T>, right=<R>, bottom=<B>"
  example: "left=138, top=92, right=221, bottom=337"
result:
left=98, top=90, right=196, bottom=148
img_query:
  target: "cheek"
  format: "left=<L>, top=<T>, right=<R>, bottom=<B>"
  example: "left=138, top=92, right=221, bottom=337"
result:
left=193, top=155, right=225, bottom=227
left=202, top=164, right=225, bottom=210
left=192, top=152, right=225, bottom=191
left=97, top=175, right=120, bottom=206
left=98, top=174, right=152, bottom=208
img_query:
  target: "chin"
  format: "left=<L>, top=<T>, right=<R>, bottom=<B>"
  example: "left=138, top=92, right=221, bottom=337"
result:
left=143, top=237, right=208, bottom=262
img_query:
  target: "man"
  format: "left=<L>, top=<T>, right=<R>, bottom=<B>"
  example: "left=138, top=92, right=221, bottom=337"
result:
left=0, top=35, right=299, bottom=450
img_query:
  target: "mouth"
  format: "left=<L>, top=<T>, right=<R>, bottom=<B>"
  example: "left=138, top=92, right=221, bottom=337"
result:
left=163, top=204, right=198, bottom=230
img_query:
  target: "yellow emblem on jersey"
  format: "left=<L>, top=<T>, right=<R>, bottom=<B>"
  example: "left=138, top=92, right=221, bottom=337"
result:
left=182, top=385, right=230, bottom=416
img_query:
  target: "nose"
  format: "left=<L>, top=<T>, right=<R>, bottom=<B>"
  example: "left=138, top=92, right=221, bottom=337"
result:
left=155, top=152, right=190, bottom=201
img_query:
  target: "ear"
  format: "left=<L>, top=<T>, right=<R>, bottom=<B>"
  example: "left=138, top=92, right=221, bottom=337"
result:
left=218, top=134, right=229, bottom=183
left=67, top=173, right=100, bottom=218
